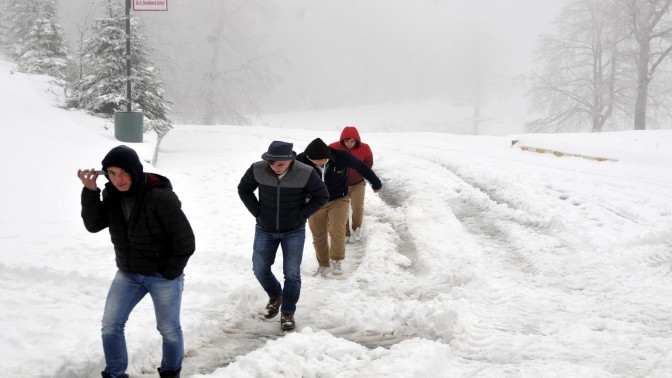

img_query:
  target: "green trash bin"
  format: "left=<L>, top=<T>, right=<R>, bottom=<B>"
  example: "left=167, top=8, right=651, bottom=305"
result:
left=114, top=112, right=144, bottom=143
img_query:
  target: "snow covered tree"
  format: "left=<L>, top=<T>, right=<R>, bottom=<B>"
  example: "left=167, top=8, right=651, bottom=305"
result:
left=0, top=2, right=10, bottom=51
left=67, top=0, right=172, bottom=137
left=6, top=0, right=72, bottom=80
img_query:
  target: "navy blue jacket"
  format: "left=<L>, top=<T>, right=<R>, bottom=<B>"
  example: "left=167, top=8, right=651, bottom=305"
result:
left=297, top=148, right=382, bottom=202
left=238, top=160, right=329, bottom=232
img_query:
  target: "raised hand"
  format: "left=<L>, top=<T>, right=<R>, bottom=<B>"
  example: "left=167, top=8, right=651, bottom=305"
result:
left=77, top=168, right=100, bottom=191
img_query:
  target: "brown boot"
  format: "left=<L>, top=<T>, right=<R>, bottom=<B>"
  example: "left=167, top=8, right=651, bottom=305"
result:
left=280, top=313, right=295, bottom=331
left=264, top=297, right=282, bottom=319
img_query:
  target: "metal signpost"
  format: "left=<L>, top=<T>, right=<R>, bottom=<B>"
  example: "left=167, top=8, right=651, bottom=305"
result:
left=114, top=0, right=168, bottom=143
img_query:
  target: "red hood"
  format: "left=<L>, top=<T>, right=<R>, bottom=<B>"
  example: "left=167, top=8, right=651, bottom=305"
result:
left=339, top=126, right=361, bottom=142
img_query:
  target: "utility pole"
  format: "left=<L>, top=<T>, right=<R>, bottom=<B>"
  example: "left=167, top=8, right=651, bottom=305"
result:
left=114, top=0, right=167, bottom=142
left=114, top=0, right=142, bottom=142
left=125, top=0, right=132, bottom=111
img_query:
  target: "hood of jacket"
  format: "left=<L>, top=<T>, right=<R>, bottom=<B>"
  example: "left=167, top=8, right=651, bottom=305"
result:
left=339, top=126, right=361, bottom=143
left=145, top=172, right=171, bottom=190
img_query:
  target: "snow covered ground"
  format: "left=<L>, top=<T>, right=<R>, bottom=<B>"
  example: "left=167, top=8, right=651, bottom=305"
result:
left=1, top=57, right=672, bottom=378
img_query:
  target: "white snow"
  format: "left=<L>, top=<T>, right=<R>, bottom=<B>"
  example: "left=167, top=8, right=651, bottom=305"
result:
left=1, top=57, right=672, bottom=378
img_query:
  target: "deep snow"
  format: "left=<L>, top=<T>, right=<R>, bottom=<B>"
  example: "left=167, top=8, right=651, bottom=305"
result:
left=1, top=58, right=672, bottom=378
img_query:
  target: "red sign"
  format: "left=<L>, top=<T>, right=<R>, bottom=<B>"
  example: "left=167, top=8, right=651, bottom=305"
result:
left=133, top=0, right=168, bottom=11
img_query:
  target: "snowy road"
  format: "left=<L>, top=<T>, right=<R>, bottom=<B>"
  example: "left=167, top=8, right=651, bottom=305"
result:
left=154, top=125, right=672, bottom=377
left=3, top=60, right=672, bottom=377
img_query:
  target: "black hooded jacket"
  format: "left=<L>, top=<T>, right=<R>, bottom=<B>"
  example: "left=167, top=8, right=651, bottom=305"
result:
left=81, top=173, right=195, bottom=279
left=297, top=148, right=382, bottom=202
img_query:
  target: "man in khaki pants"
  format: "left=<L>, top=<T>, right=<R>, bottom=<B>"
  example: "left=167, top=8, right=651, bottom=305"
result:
left=297, top=138, right=382, bottom=277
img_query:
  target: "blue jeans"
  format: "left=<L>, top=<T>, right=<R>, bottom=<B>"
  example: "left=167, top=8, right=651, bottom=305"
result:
left=101, top=270, right=184, bottom=377
left=252, top=225, right=305, bottom=314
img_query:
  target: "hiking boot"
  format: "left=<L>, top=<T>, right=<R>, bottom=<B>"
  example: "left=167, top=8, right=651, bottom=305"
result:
left=280, top=313, right=295, bottom=331
left=313, top=265, right=332, bottom=277
left=353, top=228, right=362, bottom=241
left=331, top=260, right=342, bottom=275
left=101, top=373, right=129, bottom=378
left=158, top=367, right=181, bottom=378
left=264, top=297, right=282, bottom=319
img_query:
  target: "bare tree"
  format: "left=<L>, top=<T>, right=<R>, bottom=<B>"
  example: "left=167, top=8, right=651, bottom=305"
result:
left=69, top=2, right=96, bottom=81
left=527, top=0, right=630, bottom=133
left=150, top=0, right=276, bottom=125
left=628, top=0, right=672, bottom=130
left=200, top=1, right=275, bottom=125
left=466, top=21, right=488, bottom=135
left=201, top=3, right=250, bottom=125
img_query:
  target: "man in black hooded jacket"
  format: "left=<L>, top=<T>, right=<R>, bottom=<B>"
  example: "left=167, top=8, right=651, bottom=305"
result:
left=297, top=138, right=382, bottom=277
left=77, top=145, right=195, bottom=378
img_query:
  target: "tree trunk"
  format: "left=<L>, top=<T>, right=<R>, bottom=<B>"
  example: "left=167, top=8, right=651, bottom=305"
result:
left=202, top=35, right=221, bottom=126
left=592, top=113, right=603, bottom=132
left=634, top=40, right=650, bottom=130
left=592, top=35, right=603, bottom=133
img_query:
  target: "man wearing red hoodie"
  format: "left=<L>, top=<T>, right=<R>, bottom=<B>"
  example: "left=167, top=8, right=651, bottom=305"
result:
left=329, top=126, right=374, bottom=243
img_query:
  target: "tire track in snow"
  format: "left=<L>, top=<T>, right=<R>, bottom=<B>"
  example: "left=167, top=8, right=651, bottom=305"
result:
left=177, top=315, right=284, bottom=376
left=156, top=128, right=672, bottom=375
left=371, top=148, right=550, bottom=360
left=153, top=130, right=433, bottom=375
left=376, top=180, right=428, bottom=276
left=405, top=147, right=672, bottom=373
left=177, top=240, right=414, bottom=375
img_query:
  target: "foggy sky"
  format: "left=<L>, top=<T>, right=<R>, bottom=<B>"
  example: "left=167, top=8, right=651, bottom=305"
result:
left=262, top=0, right=560, bottom=110
left=57, top=0, right=561, bottom=121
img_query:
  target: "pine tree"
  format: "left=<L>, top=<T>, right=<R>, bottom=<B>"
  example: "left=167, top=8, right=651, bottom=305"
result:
left=6, top=0, right=72, bottom=80
left=0, top=2, right=10, bottom=50
left=67, top=0, right=172, bottom=137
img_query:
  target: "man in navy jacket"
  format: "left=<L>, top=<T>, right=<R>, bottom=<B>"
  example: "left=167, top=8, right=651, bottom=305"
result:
left=238, top=141, right=328, bottom=331
left=297, top=138, right=382, bottom=277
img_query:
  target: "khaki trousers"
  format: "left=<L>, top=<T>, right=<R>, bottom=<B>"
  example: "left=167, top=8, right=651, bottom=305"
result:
left=308, top=196, right=350, bottom=267
left=345, top=180, right=366, bottom=236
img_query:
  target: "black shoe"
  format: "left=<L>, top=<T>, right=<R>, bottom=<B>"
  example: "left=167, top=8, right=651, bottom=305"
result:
left=264, top=297, right=282, bottom=319
left=158, top=367, right=181, bottom=377
left=101, top=372, right=129, bottom=378
left=280, top=313, right=295, bottom=331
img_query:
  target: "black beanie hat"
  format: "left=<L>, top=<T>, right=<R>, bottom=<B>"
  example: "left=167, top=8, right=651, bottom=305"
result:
left=101, top=145, right=144, bottom=189
left=304, top=138, right=332, bottom=160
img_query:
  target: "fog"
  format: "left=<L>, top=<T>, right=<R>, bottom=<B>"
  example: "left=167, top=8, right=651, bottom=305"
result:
left=57, top=0, right=561, bottom=128
left=261, top=0, right=559, bottom=108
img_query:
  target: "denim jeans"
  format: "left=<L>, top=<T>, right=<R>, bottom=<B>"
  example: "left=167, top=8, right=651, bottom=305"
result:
left=101, top=270, right=184, bottom=377
left=252, top=225, right=306, bottom=314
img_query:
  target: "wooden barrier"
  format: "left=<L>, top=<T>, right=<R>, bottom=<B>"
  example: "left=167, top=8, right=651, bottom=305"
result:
left=513, top=142, right=617, bottom=162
